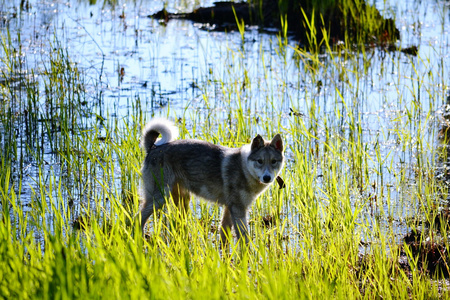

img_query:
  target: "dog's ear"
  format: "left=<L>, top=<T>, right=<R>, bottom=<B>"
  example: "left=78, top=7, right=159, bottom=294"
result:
left=251, top=134, right=265, bottom=151
left=270, top=134, right=283, bottom=152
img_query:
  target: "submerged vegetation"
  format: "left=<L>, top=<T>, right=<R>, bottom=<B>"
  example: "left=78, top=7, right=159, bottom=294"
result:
left=0, top=0, right=449, bottom=298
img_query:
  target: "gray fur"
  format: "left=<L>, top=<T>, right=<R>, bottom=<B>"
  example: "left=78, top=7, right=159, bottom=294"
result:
left=138, top=118, right=284, bottom=244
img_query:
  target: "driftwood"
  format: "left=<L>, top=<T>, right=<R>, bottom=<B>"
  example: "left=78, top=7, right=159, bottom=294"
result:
left=151, top=2, right=257, bottom=31
left=150, top=1, right=400, bottom=48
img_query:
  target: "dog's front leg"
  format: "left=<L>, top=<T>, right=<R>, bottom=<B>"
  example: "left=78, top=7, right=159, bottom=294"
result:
left=220, top=207, right=233, bottom=245
left=229, top=205, right=249, bottom=244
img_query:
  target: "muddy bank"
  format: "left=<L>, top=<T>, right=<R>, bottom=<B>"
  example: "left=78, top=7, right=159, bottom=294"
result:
left=150, top=0, right=399, bottom=48
left=401, top=227, right=449, bottom=278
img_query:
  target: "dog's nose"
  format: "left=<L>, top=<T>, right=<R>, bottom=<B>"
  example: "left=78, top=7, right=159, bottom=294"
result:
left=262, top=175, right=271, bottom=183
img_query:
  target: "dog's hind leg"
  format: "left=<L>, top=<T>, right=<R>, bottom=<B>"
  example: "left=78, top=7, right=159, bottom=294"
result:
left=139, top=191, right=167, bottom=232
left=139, top=169, right=175, bottom=232
left=171, top=183, right=190, bottom=213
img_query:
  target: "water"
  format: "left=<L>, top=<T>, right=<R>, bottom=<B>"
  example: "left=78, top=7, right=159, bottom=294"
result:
left=0, top=0, right=449, bottom=244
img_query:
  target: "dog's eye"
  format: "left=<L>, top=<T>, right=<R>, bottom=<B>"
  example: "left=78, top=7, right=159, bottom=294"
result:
left=271, top=159, right=277, bottom=165
left=257, top=159, right=263, bottom=164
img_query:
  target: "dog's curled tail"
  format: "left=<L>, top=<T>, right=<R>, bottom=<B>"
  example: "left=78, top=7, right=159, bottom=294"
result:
left=141, top=118, right=179, bottom=152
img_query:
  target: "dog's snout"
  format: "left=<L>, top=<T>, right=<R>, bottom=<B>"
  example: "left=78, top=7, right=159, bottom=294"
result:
left=262, top=175, right=272, bottom=183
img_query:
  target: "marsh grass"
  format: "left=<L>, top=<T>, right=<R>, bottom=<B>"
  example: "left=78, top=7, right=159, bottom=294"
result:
left=248, top=0, right=398, bottom=49
left=0, top=0, right=449, bottom=298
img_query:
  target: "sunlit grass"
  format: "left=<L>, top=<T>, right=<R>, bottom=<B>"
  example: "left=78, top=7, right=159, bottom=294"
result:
left=0, top=0, right=449, bottom=298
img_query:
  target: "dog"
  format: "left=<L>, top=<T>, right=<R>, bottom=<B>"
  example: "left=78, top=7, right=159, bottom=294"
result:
left=137, top=118, right=284, bottom=244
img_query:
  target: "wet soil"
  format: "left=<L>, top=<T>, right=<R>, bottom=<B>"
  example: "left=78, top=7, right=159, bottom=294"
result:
left=401, top=228, right=450, bottom=278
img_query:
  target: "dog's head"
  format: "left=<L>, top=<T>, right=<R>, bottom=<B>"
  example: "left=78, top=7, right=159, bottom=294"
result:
left=247, top=134, right=284, bottom=185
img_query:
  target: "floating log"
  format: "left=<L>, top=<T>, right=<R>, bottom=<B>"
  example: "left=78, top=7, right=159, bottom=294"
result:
left=150, top=1, right=400, bottom=48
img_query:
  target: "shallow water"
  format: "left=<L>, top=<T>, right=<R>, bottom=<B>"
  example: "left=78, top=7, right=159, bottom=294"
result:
left=0, top=0, right=449, bottom=245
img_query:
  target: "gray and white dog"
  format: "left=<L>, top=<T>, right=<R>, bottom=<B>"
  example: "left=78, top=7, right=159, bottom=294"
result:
left=138, top=118, right=284, bottom=243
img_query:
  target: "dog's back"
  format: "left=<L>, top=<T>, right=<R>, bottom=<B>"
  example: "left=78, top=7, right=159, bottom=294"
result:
left=142, top=139, right=228, bottom=202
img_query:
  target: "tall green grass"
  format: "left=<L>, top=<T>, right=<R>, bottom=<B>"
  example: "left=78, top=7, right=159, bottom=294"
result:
left=250, top=0, right=398, bottom=49
left=0, top=2, right=449, bottom=299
